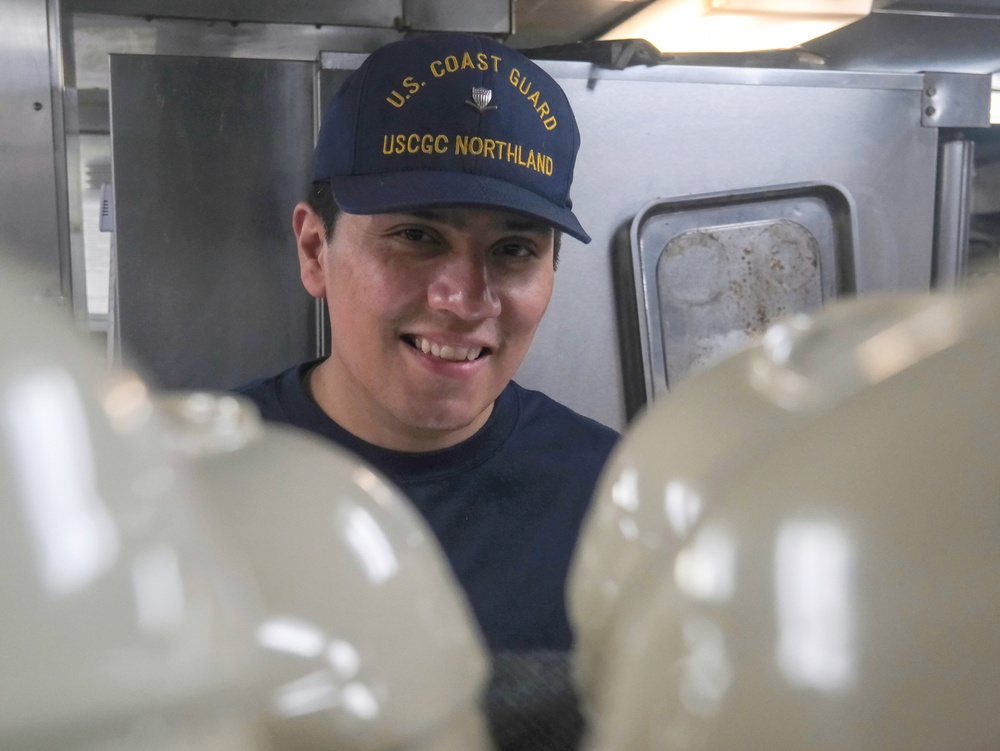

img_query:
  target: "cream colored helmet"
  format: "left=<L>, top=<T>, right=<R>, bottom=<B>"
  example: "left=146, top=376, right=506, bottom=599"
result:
left=0, top=261, right=266, bottom=750
left=156, top=392, right=494, bottom=751
left=569, top=282, right=1000, bottom=751
left=0, top=250, right=491, bottom=751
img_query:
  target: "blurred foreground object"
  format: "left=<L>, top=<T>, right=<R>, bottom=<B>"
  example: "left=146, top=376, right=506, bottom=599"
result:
left=1, top=250, right=492, bottom=751
left=569, top=282, right=1000, bottom=751
left=156, top=392, right=494, bottom=751
left=0, top=261, right=267, bottom=750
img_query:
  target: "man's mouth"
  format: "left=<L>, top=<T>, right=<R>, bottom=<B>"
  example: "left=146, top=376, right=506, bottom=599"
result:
left=402, top=334, right=490, bottom=362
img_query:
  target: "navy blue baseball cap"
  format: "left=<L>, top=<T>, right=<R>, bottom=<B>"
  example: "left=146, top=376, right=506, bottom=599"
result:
left=311, top=33, right=591, bottom=243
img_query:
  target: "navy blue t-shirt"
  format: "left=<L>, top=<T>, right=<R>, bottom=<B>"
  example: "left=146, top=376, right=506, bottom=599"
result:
left=235, top=360, right=619, bottom=651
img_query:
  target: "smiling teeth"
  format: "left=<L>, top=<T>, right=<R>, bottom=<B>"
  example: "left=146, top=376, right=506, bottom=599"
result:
left=413, top=336, right=482, bottom=362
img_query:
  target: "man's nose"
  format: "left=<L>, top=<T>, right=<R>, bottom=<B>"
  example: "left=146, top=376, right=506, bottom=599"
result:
left=427, top=254, right=502, bottom=320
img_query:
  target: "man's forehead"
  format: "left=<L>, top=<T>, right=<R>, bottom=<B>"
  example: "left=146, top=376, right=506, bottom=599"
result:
left=391, top=208, right=555, bottom=234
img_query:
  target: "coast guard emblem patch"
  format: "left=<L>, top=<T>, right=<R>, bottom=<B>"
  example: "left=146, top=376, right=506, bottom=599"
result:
left=466, top=87, right=497, bottom=113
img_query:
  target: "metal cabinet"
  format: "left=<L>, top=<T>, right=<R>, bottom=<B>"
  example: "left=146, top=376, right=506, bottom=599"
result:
left=109, top=54, right=317, bottom=390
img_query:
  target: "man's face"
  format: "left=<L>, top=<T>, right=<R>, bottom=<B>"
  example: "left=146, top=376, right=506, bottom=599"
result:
left=299, top=206, right=556, bottom=451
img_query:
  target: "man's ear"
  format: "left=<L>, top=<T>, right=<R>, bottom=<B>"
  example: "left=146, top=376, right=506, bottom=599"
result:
left=293, top=202, right=329, bottom=298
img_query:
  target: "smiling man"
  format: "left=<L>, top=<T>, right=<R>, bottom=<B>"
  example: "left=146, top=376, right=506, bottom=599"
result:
left=236, top=33, right=618, bottom=671
left=299, top=206, right=557, bottom=451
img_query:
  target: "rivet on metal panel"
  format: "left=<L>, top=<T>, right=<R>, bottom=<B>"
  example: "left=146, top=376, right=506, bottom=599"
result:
left=920, top=72, right=992, bottom=128
left=33, top=102, right=43, bottom=111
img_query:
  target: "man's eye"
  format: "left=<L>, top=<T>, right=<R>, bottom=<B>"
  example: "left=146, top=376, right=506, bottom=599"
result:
left=400, top=228, right=432, bottom=243
left=496, top=243, right=535, bottom=259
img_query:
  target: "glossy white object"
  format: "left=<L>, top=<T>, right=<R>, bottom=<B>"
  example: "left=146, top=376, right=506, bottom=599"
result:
left=156, top=392, right=494, bottom=751
left=0, top=260, right=267, bottom=750
left=569, top=282, right=1000, bottom=751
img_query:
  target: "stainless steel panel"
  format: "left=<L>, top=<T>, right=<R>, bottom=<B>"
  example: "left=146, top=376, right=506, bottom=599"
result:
left=68, top=0, right=403, bottom=27
left=629, top=183, right=855, bottom=402
left=73, top=14, right=401, bottom=90
left=68, top=0, right=512, bottom=33
left=804, top=10, right=1000, bottom=74
left=920, top=71, right=992, bottom=128
left=49, top=0, right=82, bottom=320
left=539, top=59, right=925, bottom=91
left=522, top=62, right=938, bottom=429
left=63, top=85, right=91, bottom=324
left=932, top=138, right=975, bottom=288
left=405, top=0, right=512, bottom=33
left=0, top=0, right=63, bottom=299
left=110, top=54, right=317, bottom=390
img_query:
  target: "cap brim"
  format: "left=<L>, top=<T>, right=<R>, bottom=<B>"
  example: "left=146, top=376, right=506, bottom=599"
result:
left=327, top=171, right=591, bottom=244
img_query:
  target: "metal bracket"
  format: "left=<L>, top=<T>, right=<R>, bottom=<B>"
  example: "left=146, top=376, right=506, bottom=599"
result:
left=98, top=183, right=115, bottom=232
left=921, top=71, right=992, bottom=128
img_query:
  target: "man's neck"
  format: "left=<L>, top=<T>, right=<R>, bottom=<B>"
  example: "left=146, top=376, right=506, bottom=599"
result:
left=304, top=360, right=493, bottom=453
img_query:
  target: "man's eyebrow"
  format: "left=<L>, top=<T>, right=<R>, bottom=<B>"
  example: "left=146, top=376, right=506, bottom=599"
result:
left=402, top=210, right=553, bottom=234
left=404, top=210, right=454, bottom=224
left=502, top=219, right=554, bottom=234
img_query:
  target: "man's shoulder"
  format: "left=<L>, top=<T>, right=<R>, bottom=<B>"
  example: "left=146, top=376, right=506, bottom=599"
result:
left=232, top=371, right=282, bottom=399
left=506, top=381, right=619, bottom=453
left=232, top=361, right=314, bottom=424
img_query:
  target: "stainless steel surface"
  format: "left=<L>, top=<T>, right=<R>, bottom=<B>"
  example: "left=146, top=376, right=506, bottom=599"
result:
left=315, top=300, right=329, bottom=358
left=63, top=0, right=622, bottom=49
left=67, top=0, right=404, bottom=26
left=48, top=0, right=81, bottom=320
left=933, top=137, right=976, bottom=288
left=506, top=0, right=642, bottom=49
left=63, top=85, right=91, bottom=325
left=72, top=13, right=401, bottom=90
left=920, top=71, right=992, bottom=127
left=630, top=184, right=853, bottom=400
left=405, top=0, right=512, bottom=33
left=526, top=61, right=938, bottom=427
left=875, top=0, right=1000, bottom=12
left=0, top=0, right=64, bottom=299
left=66, top=14, right=399, bottom=330
left=66, top=0, right=513, bottom=35
left=62, top=0, right=1000, bottom=76
left=539, top=59, right=925, bottom=90
left=109, top=54, right=317, bottom=390
left=803, top=6, right=1000, bottom=74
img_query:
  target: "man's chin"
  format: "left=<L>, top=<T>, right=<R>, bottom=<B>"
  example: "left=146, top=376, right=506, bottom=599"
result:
left=396, top=402, right=495, bottom=449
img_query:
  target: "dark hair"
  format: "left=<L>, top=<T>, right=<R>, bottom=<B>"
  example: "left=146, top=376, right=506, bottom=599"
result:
left=307, top=182, right=340, bottom=239
left=306, top=182, right=562, bottom=269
